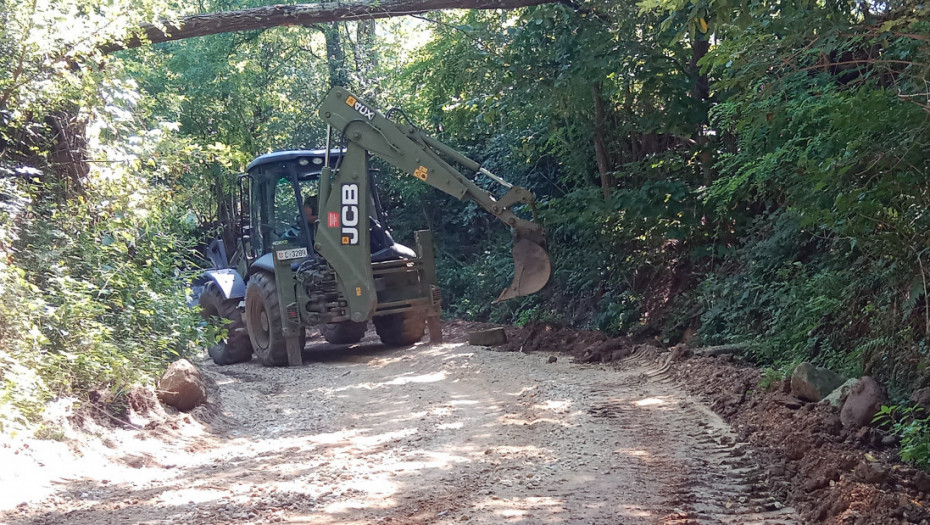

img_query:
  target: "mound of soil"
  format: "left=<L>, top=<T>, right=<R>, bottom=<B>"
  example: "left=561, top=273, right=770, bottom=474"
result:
left=673, top=356, right=930, bottom=524
left=452, top=320, right=629, bottom=362
left=499, top=322, right=609, bottom=357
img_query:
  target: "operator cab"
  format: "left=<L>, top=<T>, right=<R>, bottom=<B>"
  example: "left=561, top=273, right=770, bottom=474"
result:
left=244, top=149, right=414, bottom=262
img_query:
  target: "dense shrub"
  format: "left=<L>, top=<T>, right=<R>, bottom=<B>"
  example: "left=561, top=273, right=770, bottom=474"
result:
left=0, top=172, right=208, bottom=433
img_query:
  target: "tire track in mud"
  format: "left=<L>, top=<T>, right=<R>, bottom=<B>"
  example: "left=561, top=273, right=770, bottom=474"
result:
left=584, top=348, right=797, bottom=525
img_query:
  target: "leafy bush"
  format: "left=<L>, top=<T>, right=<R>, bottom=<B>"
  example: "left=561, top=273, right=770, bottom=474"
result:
left=874, top=405, right=930, bottom=469
left=0, top=176, right=209, bottom=434
left=0, top=74, right=218, bottom=433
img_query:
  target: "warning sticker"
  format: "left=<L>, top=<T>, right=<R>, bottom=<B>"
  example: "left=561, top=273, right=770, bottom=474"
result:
left=328, top=211, right=340, bottom=228
left=414, top=165, right=428, bottom=181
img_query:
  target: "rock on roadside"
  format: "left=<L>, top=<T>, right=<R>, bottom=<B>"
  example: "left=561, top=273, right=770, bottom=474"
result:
left=791, top=362, right=847, bottom=402
left=468, top=328, right=508, bottom=347
left=822, top=378, right=859, bottom=408
left=840, top=376, right=888, bottom=428
left=157, top=359, right=207, bottom=412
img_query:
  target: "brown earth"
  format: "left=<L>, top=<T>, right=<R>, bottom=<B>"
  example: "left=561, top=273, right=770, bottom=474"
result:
left=671, top=355, right=930, bottom=524
left=0, top=320, right=924, bottom=524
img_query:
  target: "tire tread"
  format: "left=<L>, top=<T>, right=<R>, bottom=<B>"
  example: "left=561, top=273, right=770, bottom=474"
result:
left=374, top=310, right=426, bottom=346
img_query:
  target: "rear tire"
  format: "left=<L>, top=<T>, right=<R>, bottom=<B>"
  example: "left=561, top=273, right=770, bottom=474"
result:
left=245, top=271, right=303, bottom=367
left=374, top=310, right=426, bottom=347
left=321, top=321, right=368, bottom=344
left=199, top=282, right=252, bottom=365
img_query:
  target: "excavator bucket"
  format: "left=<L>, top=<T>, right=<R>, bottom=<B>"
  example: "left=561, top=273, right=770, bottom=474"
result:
left=495, top=237, right=551, bottom=303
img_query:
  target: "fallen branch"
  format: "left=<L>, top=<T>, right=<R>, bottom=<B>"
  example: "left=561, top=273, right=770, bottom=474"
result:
left=691, top=343, right=750, bottom=357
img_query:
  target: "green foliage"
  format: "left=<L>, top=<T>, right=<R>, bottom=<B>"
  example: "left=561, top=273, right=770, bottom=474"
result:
left=0, top=0, right=215, bottom=433
left=690, top=0, right=930, bottom=379
left=874, top=405, right=930, bottom=469
left=0, top=0, right=177, bottom=138
left=382, top=4, right=715, bottom=332
left=757, top=368, right=784, bottom=392
left=391, top=0, right=930, bottom=389
left=124, top=25, right=331, bottom=158
left=515, top=305, right=563, bottom=327
left=0, top=167, right=209, bottom=433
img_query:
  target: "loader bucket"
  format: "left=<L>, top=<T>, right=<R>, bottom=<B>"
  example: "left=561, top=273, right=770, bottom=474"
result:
left=495, top=237, right=551, bottom=302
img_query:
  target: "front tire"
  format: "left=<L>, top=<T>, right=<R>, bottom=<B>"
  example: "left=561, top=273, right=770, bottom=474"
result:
left=245, top=271, right=303, bottom=367
left=373, top=310, right=426, bottom=347
left=199, top=282, right=252, bottom=365
left=321, top=321, right=368, bottom=344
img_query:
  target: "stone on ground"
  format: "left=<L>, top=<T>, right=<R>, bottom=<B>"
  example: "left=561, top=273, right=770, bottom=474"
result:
left=822, top=378, right=859, bottom=408
left=840, top=376, right=888, bottom=428
left=790, top=362, right=847, bottom=402
left=468, top=327, right=508, bottom=346
left=157, top=359, right=207, bottom=412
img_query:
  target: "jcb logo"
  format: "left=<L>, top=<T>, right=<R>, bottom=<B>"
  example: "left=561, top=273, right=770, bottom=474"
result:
left=341, top=184, right=359, bottom=245
left=345, top=95, right=375, bottom=120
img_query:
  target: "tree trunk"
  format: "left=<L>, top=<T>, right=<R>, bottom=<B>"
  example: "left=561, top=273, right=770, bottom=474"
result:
left=689, top=36, right=710, bottom=103
left=46, top=111, right=89, bottom=197
left=322, top=23, right=348, bottom=87
left=689, top=36, right=711, bottom=183
left=100, top=0, right=557, bottom=54
left=591, top=82, right=613, bottom=199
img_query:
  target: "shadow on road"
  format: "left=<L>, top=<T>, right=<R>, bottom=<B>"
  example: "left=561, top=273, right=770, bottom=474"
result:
left=300, top=328, right=405, bottom=364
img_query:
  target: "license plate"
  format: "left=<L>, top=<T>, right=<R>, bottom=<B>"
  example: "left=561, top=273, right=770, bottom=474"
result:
left=276, top=247, right=308, bottom=261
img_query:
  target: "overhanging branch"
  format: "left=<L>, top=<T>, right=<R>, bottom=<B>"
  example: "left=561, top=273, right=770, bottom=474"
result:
left=100, top=0, right=557, bottom=54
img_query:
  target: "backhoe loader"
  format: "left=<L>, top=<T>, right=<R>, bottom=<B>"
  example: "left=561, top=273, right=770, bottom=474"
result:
left=200, top=87, right=551, bottom=367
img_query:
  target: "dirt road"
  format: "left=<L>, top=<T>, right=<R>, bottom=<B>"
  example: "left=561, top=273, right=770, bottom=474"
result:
left=3, top=329, right=797, bottom=524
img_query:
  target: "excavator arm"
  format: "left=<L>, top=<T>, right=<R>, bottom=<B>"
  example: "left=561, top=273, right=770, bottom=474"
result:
left=318, top=86, right=551, bottom=302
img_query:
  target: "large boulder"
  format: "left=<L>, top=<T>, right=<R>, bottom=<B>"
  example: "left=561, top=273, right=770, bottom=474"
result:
left=791, top=362, right=847, bottom=402
left=157, top=359, right=207, bottom=412
left=840, top=376, right=888, bottom=429
left=822, top=378, right=859, bottom=408
left=468, top=327, right=508, bottom=347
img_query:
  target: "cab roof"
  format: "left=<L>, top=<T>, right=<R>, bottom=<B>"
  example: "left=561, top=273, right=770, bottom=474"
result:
left=246, top=149, right=345, bottom=172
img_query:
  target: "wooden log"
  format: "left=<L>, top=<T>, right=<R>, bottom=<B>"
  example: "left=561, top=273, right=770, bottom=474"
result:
left=691, top=343, right=750, bottom=357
